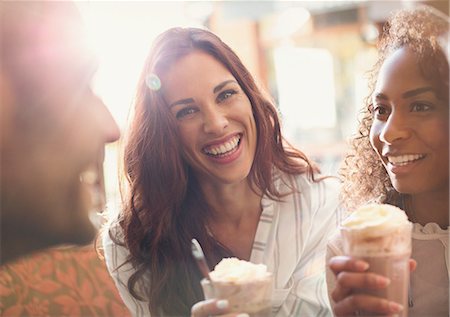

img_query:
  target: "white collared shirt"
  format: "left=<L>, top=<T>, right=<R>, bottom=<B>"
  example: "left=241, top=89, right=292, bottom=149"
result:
left=103, top=172, right=341, bottom=317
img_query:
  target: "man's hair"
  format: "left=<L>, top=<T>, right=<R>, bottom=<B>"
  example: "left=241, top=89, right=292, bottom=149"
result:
left=1, top=2, right=91, bottom=107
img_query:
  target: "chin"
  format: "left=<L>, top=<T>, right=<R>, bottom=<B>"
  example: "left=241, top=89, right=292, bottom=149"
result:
left=61, top=213, right=98, bottom=246
left=391, top=182, right=418, bottom=195
left=71, top=224, right=97, bottom=245
left=56, top=194, right=99, bottom=246
left=29, top=214, right=97, bottom=252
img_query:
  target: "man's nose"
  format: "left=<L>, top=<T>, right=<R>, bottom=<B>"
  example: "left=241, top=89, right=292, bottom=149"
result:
left=98, top=100, right=120, bottom=143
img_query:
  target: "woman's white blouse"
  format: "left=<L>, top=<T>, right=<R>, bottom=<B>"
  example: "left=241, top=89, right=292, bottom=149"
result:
left=103, top=173, right=341, bottom=317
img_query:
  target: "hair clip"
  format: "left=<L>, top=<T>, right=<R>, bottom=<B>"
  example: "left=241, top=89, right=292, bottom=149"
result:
left=146, top=73, right=161, bottom=91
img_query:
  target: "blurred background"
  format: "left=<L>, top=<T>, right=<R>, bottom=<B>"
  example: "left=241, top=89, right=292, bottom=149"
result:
left=75, top=0, right=448, bottom=219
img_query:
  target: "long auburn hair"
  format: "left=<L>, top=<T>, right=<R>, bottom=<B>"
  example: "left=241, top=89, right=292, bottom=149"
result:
left=339, top=6, right=449, bottom=212
left=113, top=27, right=318, bottom=316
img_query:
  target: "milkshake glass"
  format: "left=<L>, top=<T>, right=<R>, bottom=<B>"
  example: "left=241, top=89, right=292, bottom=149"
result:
left=201, top=258, right=273, bottom=317
left=340, top=204, right=412, bottom=317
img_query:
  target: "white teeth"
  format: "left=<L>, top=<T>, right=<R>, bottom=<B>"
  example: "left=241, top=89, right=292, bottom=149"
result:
left=79, top=168, right=98, bottom=185
left=80, top=167, right=105, bottom=211
left=387, top=154, right=425, bottom=166
left=204, top=135, right=240, bottom=156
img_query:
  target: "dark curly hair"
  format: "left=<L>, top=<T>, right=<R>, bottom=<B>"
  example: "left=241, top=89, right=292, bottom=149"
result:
left=113, top=27, right=319, bottom=316
left=339, top=6, right=449, bottom=212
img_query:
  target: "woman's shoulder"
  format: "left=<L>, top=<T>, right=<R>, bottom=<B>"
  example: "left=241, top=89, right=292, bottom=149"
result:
left=412, top=222, right=449, bottom=238
left=274, top=172, right=341, bottom=219
left=278, top=171, right=341, bottom=196
left=101, top=218, right=129, bottom=262
left=102, top=218, right=124, bottom=242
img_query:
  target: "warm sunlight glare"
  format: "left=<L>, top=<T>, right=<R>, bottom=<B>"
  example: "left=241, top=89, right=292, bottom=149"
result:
left=77, top=2, right=204, bottom=129
left=76, top=2, right=206, bottom=216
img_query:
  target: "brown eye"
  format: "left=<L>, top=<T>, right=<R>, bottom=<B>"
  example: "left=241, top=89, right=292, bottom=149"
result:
left=217, top=89, right=237, bottom=103
left=372, top=104, right=390, bottom=119
left=176, top=107, right=197, bottom=119
left=410, top=102, right=431, bottom=112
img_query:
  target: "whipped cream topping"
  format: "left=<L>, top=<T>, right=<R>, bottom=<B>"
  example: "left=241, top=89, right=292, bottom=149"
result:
left=210, top=257, right=271, bottom=283
left=341, top=204, right=412, bottom=255
left=342, top=203, right=409, bottom=236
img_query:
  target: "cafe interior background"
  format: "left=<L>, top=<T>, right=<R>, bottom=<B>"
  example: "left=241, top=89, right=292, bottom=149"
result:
left=2, top=1, right=448, bottom=315
left=75, top=0, right=448, bottom=222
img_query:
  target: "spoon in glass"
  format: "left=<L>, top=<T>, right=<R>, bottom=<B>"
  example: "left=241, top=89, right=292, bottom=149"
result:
left=191, top=238, right=212, bottom=281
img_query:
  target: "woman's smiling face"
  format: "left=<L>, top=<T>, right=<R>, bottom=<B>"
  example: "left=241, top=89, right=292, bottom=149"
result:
left=161, top=50, right=257, bottom=187
left=370, top=47, right=449, bottom=196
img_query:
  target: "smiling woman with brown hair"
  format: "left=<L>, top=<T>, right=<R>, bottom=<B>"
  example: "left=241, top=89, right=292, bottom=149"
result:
left=103, top=27, right=340, bottom=317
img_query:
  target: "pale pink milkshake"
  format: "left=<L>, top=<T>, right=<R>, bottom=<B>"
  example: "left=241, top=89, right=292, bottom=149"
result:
left=341, top=204, right=412, bottom=317
left=201, top=258, right=273, bottom=317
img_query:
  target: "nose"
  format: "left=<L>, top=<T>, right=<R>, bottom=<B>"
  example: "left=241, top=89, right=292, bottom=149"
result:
left=97, top=100, right=120, bottom=143
left=379, top=111, right=411, bottom=144
left=202, top=107, right=228, bottom=134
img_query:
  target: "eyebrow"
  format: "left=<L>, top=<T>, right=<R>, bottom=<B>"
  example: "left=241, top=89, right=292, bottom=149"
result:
left=213, top=79, right=238, bottom=93
left=169, top=79, right=238, bottom=108
left=169, top=98, right=195, bottom=109
left=374, top=86, right=435, bottom=101
left=401, top=86, right=434, bottom=98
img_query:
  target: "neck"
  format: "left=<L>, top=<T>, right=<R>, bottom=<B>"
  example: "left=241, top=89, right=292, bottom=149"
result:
left=1, top=228, right=53, bottom=265
left=407, top=189, right=449, bottom=229
left=1, top=237, right=38, bottom=265
left=201, top=179, right=262, bottom=226
left=199, top=179, right=263, bottom=260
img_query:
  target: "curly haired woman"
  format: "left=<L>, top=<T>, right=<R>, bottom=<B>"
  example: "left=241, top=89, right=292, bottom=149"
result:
left=326, top=6, right=449, bottom=317
left=102, top=27, right=340, bottom=317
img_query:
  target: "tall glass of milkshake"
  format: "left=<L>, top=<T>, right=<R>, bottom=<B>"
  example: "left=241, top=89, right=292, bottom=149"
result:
left=201, top=257, right=273, bottom=317
left=340, top=204, right=412, bottom=317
